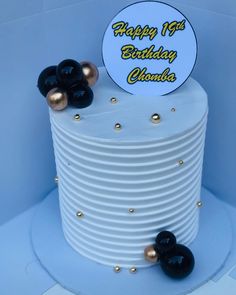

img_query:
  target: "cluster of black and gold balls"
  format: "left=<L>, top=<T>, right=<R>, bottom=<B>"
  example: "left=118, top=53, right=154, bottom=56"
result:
left=144, top=231, right=195, bottom=279
left=37, top=59, right=99, bottom=110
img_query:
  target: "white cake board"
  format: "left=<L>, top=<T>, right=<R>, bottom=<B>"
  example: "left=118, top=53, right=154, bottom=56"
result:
left=31, top=187, right=232, bottom=295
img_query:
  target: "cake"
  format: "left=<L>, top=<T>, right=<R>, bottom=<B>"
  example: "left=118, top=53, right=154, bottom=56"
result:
left=34, top=3, right=233, bottom=292
left=49, top=66, right=208, bottom=270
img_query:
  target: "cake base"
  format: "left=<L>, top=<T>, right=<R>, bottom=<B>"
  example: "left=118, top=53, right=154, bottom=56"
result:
left=31, top=188, right=232, bottom=295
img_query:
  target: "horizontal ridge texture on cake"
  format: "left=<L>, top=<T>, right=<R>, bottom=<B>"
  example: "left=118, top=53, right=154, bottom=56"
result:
left=49, top=67, right=208, bottom=268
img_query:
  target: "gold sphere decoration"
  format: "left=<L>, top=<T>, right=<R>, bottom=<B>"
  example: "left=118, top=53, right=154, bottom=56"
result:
left=179, top=160, right=184, bottom=165
left=76, top=211, right=84, bottom=218
left=144, top=245, right=160, bottom=263
left=128, top=208, right=135, bottom=213
left=114, top=123, right=122, bottom=130
left=74, top=114, right=81, bottom=121
left=46, top=87, right=68, bottom=111
left=114, top=265, right=121, bottom=273
left=151, top=113, right=161, bottom=124
left=129, top=267, right=137, bottom=274
left=54, top=176, right=59, bottom=184
left=81, top=61, right=99, bottom=86
left=110, top=97, right=118, bottom=104
left=197, top=201, right=203, bottom=208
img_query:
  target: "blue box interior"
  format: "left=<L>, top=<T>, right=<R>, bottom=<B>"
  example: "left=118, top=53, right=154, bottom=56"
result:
left=0, top=1, right=235, bottom=294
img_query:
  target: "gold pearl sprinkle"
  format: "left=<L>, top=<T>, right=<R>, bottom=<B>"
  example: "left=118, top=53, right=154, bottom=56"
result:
left=197, top=201, right=203, bottom=208
left=129, top=267, right=137, bottom=274
left=151, top=113, right=161, bottom=124
left=178, top=160, right=184, bottom=165
left=54, top=176, right=59, bottom=184
left=114, top=265, right=121, bottom=273
left=74, top=114, right=81, bottom=121
left=171, top=108, right=176, bottom=112
left=144, top=245, right=160, bottom=263
left=76, top=211, right=84, bottom=218
left=110, top=97, right=118, bottom=104
left=114, top=123, right=122, bottom=130
left=128, top=208, right=135, bottom=213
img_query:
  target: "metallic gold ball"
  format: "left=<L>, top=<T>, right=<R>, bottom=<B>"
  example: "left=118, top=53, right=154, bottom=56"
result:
left=114, top=266, right=121, bottom=273
left=128, top=208, right=135, bottom=213
left=151, top=113, right=161, bottom=124
left=129, top=267, right=137, bottom=273
left=110, top=97, right=118, bottom=104
left=179, top=160, right=184, bottom=165
left=54, top=176, right=59, bottom=184
left=46, top=87, right=68, bottom=111
left=144, top=245, right=160, bottom=263
left=81, top=61, right=99, bottom=86
left=197, top=201, right=203, bottom=208
left=171, top=107, right=176, bottom=112
left=74, top=114, right=81, bottom=121
left=114, top=123, right=122, bottom=130
left=76, top=211, right=84, bottom=218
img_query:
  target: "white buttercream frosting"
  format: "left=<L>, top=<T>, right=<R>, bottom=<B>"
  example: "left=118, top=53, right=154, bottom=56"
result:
left=50, top=67, right=208, bottom=268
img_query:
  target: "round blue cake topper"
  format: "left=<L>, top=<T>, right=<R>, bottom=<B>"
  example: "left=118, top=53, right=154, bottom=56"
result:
left=102, top=1, right=197, bottom=96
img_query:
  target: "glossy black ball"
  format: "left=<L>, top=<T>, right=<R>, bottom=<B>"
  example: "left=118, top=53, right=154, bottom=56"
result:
left=68, top=84, right=93, bottom=108
left=160, top=244, right=195, bottom=279
left=37, top=66, right=59, bottom=97
left=155, top=231, right=176, bottom=254
left=57, top=59, right=83, bottom=88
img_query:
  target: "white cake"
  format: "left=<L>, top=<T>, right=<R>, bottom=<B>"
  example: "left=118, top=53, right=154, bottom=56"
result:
left=49, top=67, right=208, bottom=268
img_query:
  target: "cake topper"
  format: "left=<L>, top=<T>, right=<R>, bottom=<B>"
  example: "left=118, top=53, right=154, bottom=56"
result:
left=37, top=59, right=99, bottom=110
left=102, top=1, right=197, bottom=95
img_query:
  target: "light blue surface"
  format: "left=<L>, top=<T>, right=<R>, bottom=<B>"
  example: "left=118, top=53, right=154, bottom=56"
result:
left=212, top=202, right=236, bottom=282
left=0, top=0, right=43, bottom=24
left=165, top=0, right=236, bottom=17
left=43, top=0, right=86, bottom=11
left=0, top=13, right=56, bottom=225
left=0, top=205, right=55, bottom=295
left=31, top=187, right=232, bottom=295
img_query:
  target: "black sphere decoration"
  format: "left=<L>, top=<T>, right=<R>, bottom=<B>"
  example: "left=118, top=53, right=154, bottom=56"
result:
left=57, top=59, right=84, bottom=88
left=37, top=66, right=59, bottom=97
left=155, top=231, right=177, bottom=254
left=160, top=244, right=195, bottom=279
left=68, top=84, right=94, bottom=108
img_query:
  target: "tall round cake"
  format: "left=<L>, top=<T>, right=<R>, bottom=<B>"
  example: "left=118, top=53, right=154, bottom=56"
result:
left=49, top=67, right=208, bottom=269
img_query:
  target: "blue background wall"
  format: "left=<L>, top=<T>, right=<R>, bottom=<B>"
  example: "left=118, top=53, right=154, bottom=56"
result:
left=0, top=0, right=235, bottom=225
